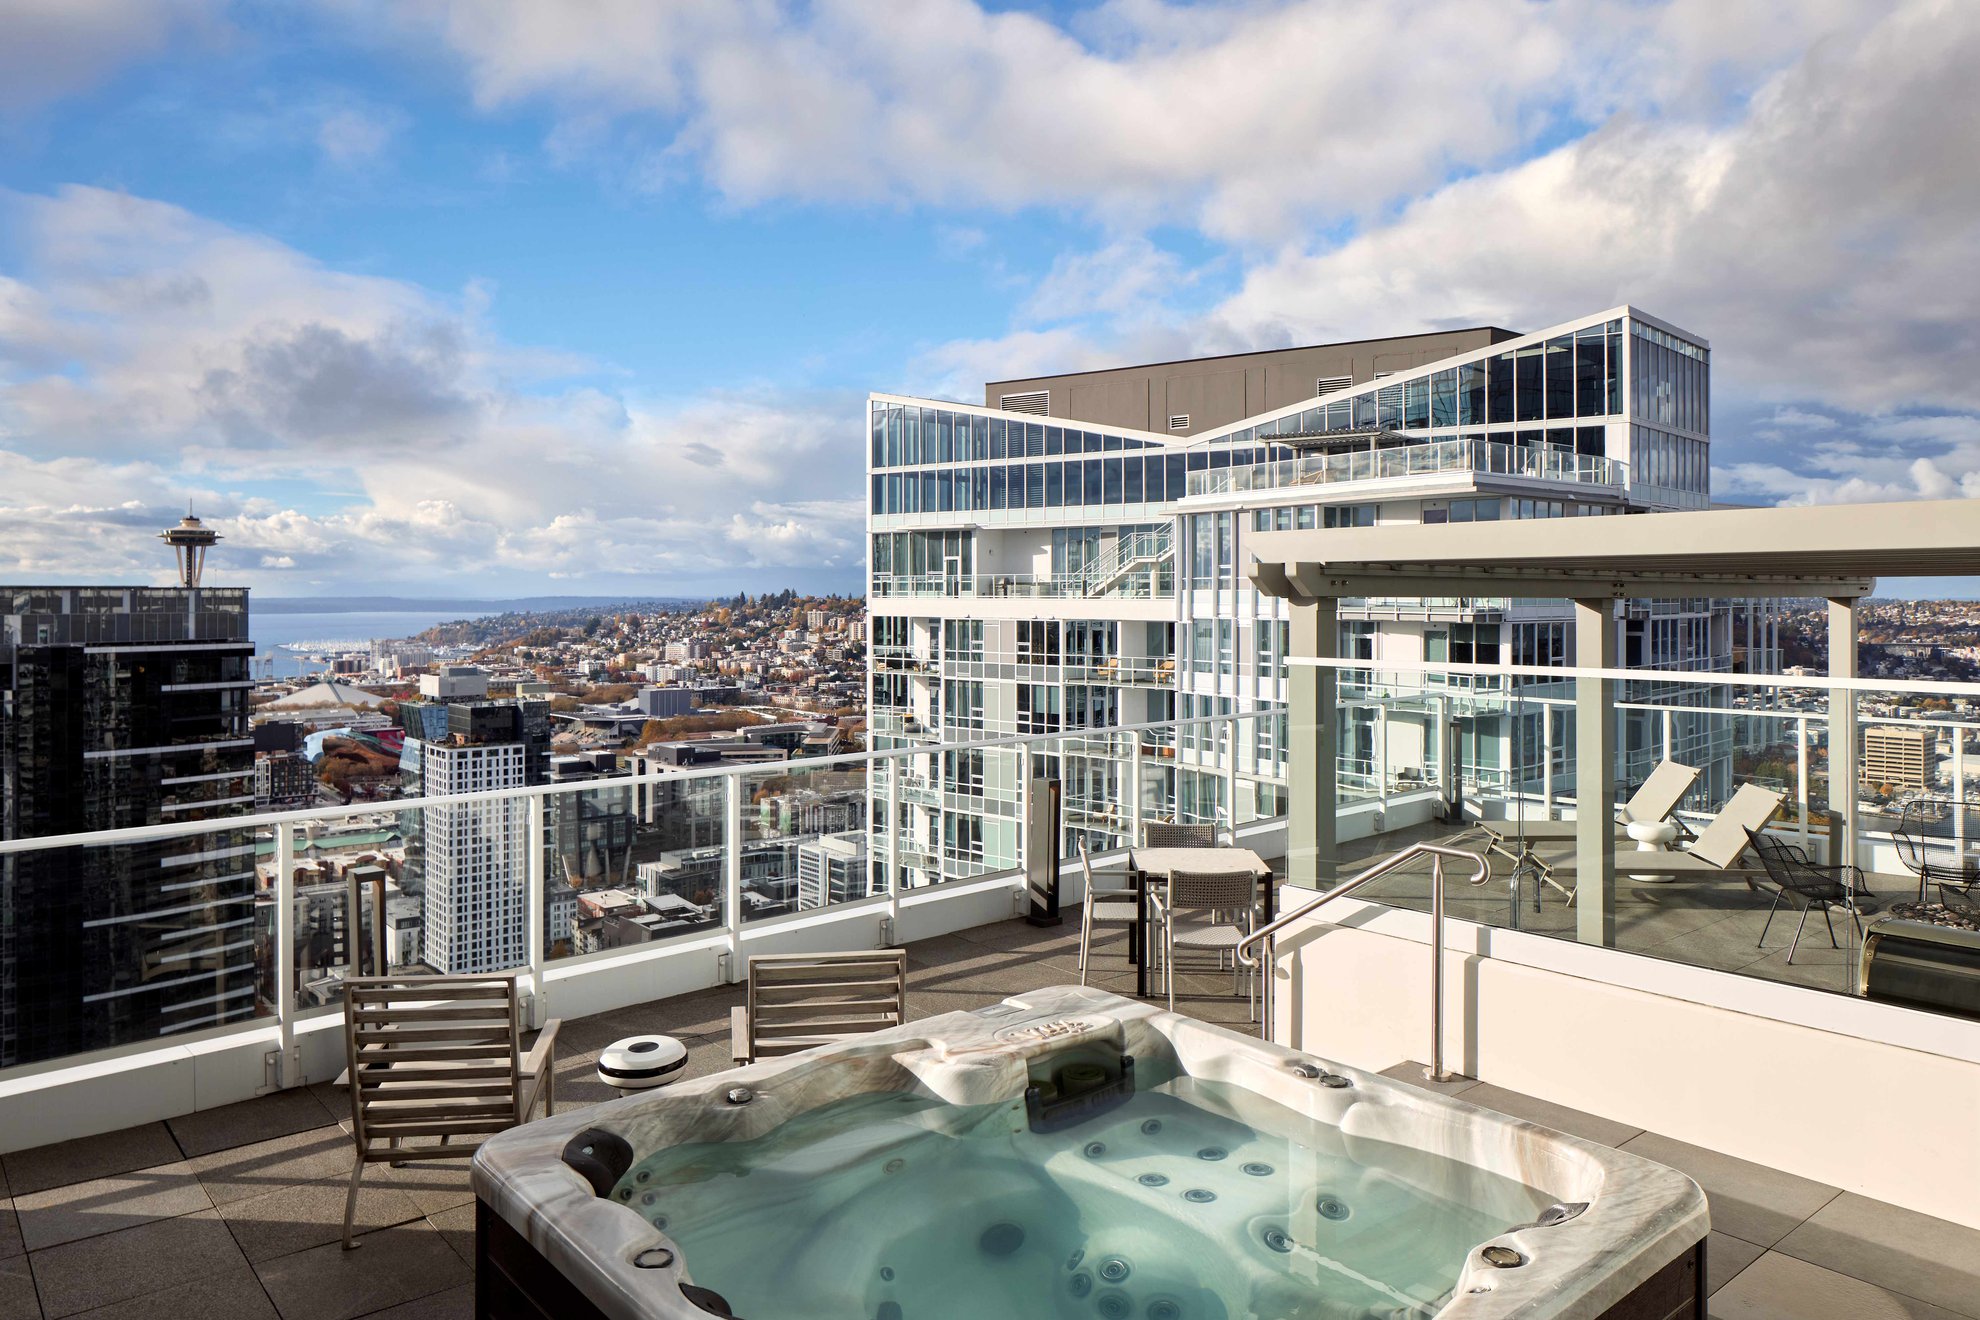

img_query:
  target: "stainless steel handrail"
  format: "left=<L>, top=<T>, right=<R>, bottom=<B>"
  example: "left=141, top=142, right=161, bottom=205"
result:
left=1237, top=843, right=1490, bottom=1081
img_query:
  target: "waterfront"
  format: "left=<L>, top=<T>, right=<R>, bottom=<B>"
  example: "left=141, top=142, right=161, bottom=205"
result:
left=252, top=609, right=489, bottom=679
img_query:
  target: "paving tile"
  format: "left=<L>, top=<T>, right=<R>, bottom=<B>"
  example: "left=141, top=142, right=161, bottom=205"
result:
left=171, top=1089, right=341, bottom=1161
left=1708, top=1250, right=1969, bottom=1320
left=1774, top=1192, right=1980, bottom=1319
left=192, top=1128, right=354, bottom=1208
left=1377, top=1060, right=1481, bottom=1097
left=0, top=1258, right=37, bottom=1320
left=1705, top=1231, right=1768, bottom=1297
left=251, top=1218, right=468, bottom=1320
left=369, top=1160, right=475, bottom=1218
left=2, top=1124, right=183, bottom=1198
left=424, top=1203, right=473, bottom=1269
left=14, top=1161, right=211, bottom=1252
left=1457, top=1082, right=1644, bottom=1148
left=28, top=1208, right=247, bottom=1319
left=67, top=1256, right=275, bottom=1320
left=0, top=1199, right=20, bottom=1264
left=1617, top=1131, right=1838, bottom=1248
left=217, top=1176, right=425, bottom=1264
left=351, top=1283, right=471, bottom=1320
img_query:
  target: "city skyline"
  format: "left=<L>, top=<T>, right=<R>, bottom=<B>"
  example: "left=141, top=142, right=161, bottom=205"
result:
left=3, top=2, right=1979, bottom=597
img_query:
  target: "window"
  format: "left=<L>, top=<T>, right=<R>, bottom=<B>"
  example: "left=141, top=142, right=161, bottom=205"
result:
left=1487, top=353, right=1514, bottom=423
left=1430, top=369, right=1458, bottom=427
left=1516, top=344, right=1544, bottom=422
left=1169, top=415, right=1190, bottom=430
left=1316, top=375, right=1352, bottom=397
left=1545, top=335, right=1574, bottom=419
left=1000, top=390, right=1048, bottom=415
left=1404, top=376, right=1429, bottom=429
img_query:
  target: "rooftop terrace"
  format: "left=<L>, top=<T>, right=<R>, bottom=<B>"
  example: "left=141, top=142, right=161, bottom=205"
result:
left=1, top=917, right=1974, bottom=1320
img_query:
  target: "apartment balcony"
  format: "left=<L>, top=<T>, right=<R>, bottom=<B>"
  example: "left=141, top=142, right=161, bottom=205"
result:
left=870, top=569, right=1174, bottom=602
left=1186, top=436, right=1624, bottom=499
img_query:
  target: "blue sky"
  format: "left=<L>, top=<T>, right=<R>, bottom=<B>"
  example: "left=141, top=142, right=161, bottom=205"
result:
left=2, top=0, right=1978, bottom=598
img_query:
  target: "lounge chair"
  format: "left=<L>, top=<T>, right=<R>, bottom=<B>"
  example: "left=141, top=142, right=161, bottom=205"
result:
left=730, top=949, right=907, bottom=1065
left=341, top=974, right=559, bottom=1250
left=1556, top=783, right=1786, bottom=881
left=1473, top=759, right=1701, bottom=898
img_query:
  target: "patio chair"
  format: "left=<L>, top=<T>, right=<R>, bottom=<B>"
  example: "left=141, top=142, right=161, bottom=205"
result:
left=1745, top=829, right=1880, bottom=963
left=1076, top=839, right=1139, bottom=986
left=1149, top=869, right=1256, bottom=1018
left=1142, top=821, right=1216, bottom=850
left=1576, top=783, right=1787, bottom=881
left=730, top=949, right=907, bottom=1065
left=341, top=974, right=559, bottom=1250
left=1473, top=760, right=1701, bottom=896
left=1892, top=799, right=1980, bottom=903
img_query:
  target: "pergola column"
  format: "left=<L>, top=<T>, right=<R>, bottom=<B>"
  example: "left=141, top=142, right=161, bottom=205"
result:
left=1574, top=597, right=1617, bottom=947
left=1828, top=595, right=1860, bottom=866
left=1289, top=596, right=1338, bottom=887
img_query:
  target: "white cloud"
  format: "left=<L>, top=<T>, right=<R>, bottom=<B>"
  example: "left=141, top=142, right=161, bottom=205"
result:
left=332, top=0, right=1873, bottom=244
left=0, top=186, right=864, bottom=593
left=0, top=0, right=222, bottom=116
left=315, top=104, right=403, bottom=164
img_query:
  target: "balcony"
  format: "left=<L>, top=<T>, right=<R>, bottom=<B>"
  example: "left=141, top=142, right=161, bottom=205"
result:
left=1186, top=437, right=1624, bottom=498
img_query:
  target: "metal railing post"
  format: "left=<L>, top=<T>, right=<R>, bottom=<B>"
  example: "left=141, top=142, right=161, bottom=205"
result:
left=1796, top=717, right=1811, bottom=849
left=724, top=774, right=744, bottom=980
left=886, top=752, right=903, bottom=934
left=270, top=820, right=297, bottom=1091
left=1429, top=853, right=1448, bottom=1083
left=526, top=795, right=546, bottom=1027
left=1541, top=703, right=1555, bottom=813
left=1126, top=732, right=1143, bottom=852
left=1225, top=715, right=1241, bottom=845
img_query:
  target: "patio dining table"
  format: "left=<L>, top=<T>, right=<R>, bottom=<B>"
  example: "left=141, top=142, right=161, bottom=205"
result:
left=1125, top=846, right=1274, bottom=998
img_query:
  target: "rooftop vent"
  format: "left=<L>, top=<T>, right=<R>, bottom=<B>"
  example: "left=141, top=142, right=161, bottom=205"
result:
left=1000, top=391, right=1049, bottom=416
left=1169, top=415, right=1190, bottom=431
left=1315, top=376, right=1352, bottom=398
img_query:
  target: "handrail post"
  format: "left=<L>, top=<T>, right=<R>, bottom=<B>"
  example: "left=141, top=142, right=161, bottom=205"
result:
left=526, top=795, right=546, bottom=1026
left=270, top=820, right=296, bottom=1092
left=1427, top=853, right=1448, bottom=1083
left=724, top=773, right=744, bottom=980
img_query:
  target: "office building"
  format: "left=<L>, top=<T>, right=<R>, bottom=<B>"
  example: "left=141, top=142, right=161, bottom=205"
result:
left=0, top=569, right=255, bottom=1064
left=796, top=832, right=869, bottom=910
left=867, top=306, right=1763, bottom=888
left=1864, top=725, right=1937, bottom=790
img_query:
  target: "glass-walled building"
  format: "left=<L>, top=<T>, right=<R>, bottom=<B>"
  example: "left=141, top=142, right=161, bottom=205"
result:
left=866, top=307, right=1772, bottom=890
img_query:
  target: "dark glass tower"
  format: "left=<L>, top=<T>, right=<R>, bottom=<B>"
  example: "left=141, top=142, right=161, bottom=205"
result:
left=0, top=584, right=255, bottom=1067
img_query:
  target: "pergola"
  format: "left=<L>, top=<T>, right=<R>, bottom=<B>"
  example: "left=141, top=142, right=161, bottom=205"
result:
left=1248, top=497, right=1980, bottom=946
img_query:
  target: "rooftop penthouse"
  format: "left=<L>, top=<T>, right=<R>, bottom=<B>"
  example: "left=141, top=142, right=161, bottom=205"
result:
left=2, top=501, right=1980, bottom=1318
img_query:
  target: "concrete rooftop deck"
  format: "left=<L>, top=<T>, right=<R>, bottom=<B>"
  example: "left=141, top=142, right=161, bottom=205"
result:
left=1, top=918, right=1975, bottom=1320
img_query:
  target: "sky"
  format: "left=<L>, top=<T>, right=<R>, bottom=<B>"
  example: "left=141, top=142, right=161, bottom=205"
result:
left=2, top=0, right=1978, bottom=599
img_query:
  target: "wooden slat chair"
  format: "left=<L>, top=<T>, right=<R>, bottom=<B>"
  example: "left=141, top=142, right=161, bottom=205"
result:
left=342, top=974, right=559, bottom=1249
left=730, top=950, right=908, bottom=1065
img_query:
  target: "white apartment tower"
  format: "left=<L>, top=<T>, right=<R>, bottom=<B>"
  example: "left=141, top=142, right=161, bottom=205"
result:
left=866, top=307, right=1779, bottom=890
left=419, top=740, right=529, bottom=974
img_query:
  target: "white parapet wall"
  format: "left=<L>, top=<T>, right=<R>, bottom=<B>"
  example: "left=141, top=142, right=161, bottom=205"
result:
left=1270, top=890, right=1980, bottom=1232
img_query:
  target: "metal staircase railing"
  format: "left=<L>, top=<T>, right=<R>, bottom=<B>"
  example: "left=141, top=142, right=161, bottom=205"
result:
left=1079, top=526, right=1173, bottom=597
left=1236, top=843, right=1490, bottom=1081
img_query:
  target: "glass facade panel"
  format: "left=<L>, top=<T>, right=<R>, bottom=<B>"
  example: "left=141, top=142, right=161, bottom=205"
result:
left=1487, top=353, right=1514, bottom=423
left=1545, top=335, right=1573, bottom=419
left=1515, top=345, right=1544, bottom=422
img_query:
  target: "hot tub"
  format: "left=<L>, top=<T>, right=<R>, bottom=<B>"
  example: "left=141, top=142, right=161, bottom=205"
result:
left=472, top=986, right=1706, bottom=1319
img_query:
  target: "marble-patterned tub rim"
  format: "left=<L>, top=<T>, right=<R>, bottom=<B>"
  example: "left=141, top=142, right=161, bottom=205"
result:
left=472, top=984, right=1707, bottom=1319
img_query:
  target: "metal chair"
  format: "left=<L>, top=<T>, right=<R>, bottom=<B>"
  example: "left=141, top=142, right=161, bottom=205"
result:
left=1892, top=799, right=1980, bottom=904
left=342, top=974, right=559, bottom=1250
left=1142, top=821, right=1215, bottom=849
left=1149, top=869, right=1256, bottom=1017
left=1076, top=839, right=1139, bottom=986
left=1745, top=829, right=1879, bottom=964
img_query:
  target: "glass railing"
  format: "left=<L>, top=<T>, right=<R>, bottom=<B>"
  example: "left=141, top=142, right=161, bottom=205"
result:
left=1187, top=438, right=1624, bottom=497
left=0, top=707, right=1289, bottom=1080
left=1298, top=656, right=1980, bottom=1019
left=870, top=567, right=1175, bottom=600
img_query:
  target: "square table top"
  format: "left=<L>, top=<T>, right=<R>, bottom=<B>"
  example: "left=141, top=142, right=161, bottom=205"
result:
left=1128, top=845, right=1271, bottom=877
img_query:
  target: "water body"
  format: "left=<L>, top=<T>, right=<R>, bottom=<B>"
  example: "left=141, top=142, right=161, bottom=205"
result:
left=251, top=609, right=492, bottom=679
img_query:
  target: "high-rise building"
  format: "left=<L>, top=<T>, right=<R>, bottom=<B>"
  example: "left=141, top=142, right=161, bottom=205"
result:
left=866, top=307, right=1769, bottom=888
left=1863, top=725, right=1937, bottom=790
left=796, top=832, right=869, bottom=909
left=398, top=697, right=552, bottom=974
left=0, top=564, right=255, bottom=1065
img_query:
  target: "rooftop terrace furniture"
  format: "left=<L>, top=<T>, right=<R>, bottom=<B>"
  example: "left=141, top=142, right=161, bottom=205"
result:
left=1150, top=868, right=1256, bottom=1017
left=1893, top=799, right=1980, bottom=903
left=341, top=973, right=559, bottom=1250
left=730, top=949, right=907, bottom=1065
left=1746, top=829, right=1879, bottom=969
left=1076, top=839, right=1139, bottom=986
left=1142, top=821, right=1216, bottom=850
left=1473, top=759, right=1701, bottom=902
left=1553, top=783, right=1786, bottom=881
